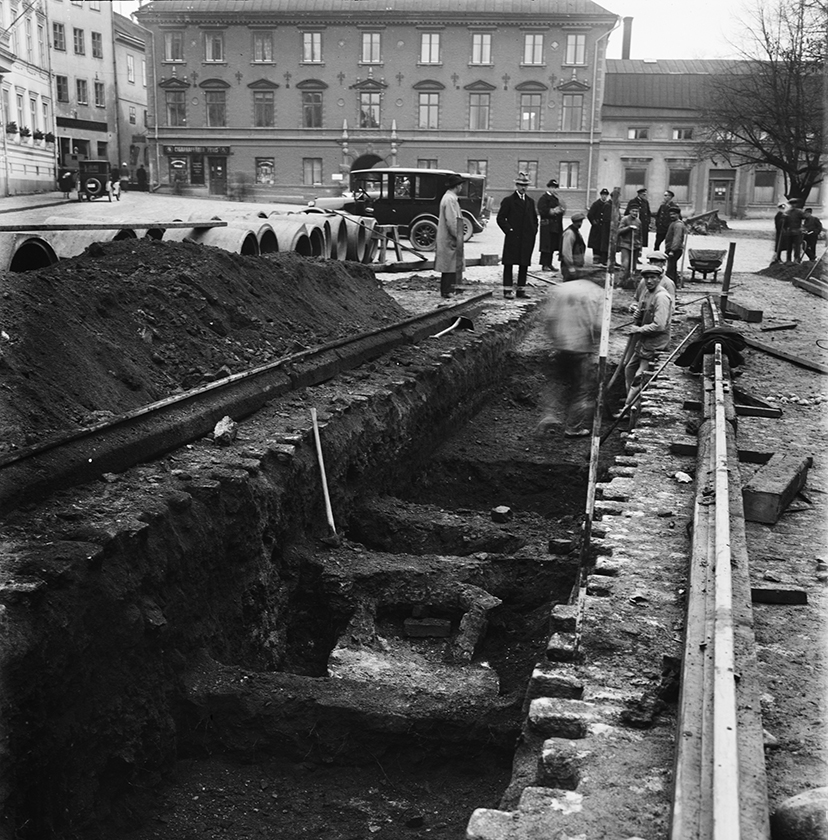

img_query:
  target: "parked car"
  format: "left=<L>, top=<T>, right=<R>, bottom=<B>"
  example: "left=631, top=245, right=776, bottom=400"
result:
left=77, top=160, right=112, bottom=202
left=310, top=168, right=487, bottom=251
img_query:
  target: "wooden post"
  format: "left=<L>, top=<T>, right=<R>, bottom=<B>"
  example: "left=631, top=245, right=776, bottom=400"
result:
left=455, top=217, right=465, bottom=288
left=719, top=241, right=737, bottom=316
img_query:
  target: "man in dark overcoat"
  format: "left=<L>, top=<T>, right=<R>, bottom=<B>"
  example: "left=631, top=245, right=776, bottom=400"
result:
left=625, top=187, right=652, bottom=262
left=653, top=190, right=679, bottom=250
left=497, top=172, right=538, bottom=299
left=587, top=188, right=612, bottom=265
left=537, top=178, right=565, bottom=271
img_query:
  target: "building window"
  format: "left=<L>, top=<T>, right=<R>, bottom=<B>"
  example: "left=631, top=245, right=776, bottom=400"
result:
left=253, top=90, right=275, bottom=127
left=669, top=168, right=692, bottom=203
left=52, top=21, right=65, bottom=51
left=303, top=31, right=322, bottom=62
left=522, top=33, right=543, bottom=65
left=25, top=17, right=32, bottom=61
left=253, top=31, right=273, bottom=62
left=627, top=126, right=649, bottom=140
left=564, top=33, right=586, bottom=65
left=752, top=170, right=776, bottom=204
left=624, top=167, right=647, bottom=200
left=89, top=1, right=100, bottom=9
left=417, top=159, right=438, bottom=169
left=361, top=31, right=381, bottom=63
left=418, top=92, right=439, bottom=129
left=256, top=158, right=275, bottom=185
left=38, top=23, right=45, bottom=64
left=471, top=32, right=492, bottom=64
left=76, top=78, right=88, bottom=105
left=143, top=109, right=148, bottom=127
left=420, top=32, right=440, bottom=64
left=517, top=161, right=538, bottom=187
left=164, top=31, right=184, bottom=62
left=559, top=161, right=580, bottom=189
left=73, top=27, right=84, bottom=55
left=129, top=105, right=137, bottom=124
left=94, top=81, right=104, bottom=107
left=520, top=93, right=541, bottom=131
left=302, top=91, right=322, bottom=127
left=42, top=101, right=49, bottom=131
left=467, top=159, right=488, bottom=177
left=206, top=90, right=226, bottom=126
left=303, top=157, right=322, bottom=185
left=56, top=75, right=69, bottom=102
left=15, top=93, right=23, bottom=126
left=204, top=31, right=224, bottom=62
left=127, top=54, right=135, bottom=83
left=166, top=90, right=186, bottom=126
left=672, top=127, right=694, bottom=140
left=96, top=141, right=107, bottom=159
left=29, top=98, right=37, bottom=130
left=561, top=94, right=583, bottom=131
left=469, top=93, right=490, bottom=130
left=359, top=91, right=380, bottom=128
left=91, top=30, right=103, bottom=59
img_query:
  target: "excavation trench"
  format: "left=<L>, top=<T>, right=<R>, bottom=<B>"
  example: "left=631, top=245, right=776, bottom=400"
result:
left=2, top=308, right=621, bottom=840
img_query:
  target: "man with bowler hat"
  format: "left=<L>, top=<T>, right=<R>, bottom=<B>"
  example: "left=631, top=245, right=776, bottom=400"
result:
left=587, top=188, right=612, bottom=265
left=537, top=178, right=565, bottom=271
left=497, top=172, right=538, bottom=299
left=435, top=173, right=465, bottom=297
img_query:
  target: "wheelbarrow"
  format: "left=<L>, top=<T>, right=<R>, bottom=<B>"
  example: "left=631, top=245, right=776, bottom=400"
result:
left=688, top=249, right=727, bottom=282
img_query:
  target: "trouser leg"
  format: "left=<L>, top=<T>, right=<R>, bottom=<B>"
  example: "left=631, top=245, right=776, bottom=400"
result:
left=516, top=266, right=529, bottom=297
left=440, top=272, right=455, bottom=297
left=503, top=264, right=514, bottom=297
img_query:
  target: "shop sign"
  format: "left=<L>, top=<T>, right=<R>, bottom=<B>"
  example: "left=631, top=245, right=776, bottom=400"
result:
left=163, top=145, right=230, bottom=155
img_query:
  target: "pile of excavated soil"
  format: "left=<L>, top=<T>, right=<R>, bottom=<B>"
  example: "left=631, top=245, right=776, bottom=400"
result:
left=755, top=258, right=826, bottom=282
left=0, top=239, right=410, bottom=452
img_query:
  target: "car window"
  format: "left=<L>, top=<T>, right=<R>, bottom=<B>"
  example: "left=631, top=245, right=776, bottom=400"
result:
left=415, top=174, right=441, bottom=200
left=353, top=173, right=386, bottom=199
left=392, top=175, right=411, bottom=199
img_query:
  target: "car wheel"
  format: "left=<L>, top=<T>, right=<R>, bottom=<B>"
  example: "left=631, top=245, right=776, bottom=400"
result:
left=409, top=218, right=438, bottom=251
left=461, top=216, right=474, bottom=242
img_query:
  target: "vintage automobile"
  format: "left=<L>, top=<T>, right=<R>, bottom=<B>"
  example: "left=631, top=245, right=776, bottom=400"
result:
left=77, top=159, right=112, bottom=202
left=310, top=167, right=488, bottom=251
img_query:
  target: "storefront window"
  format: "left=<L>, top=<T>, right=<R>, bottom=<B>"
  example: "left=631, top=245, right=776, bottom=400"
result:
left=256, top=158, right=275, bottom=185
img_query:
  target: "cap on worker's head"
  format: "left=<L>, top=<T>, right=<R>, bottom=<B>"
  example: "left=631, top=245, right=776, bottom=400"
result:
left=637, top=187, right=648, bottom=193
left=778, top=202, right=788, bottom=209
left=546, top=178, right=559, bottom=188
left=445, top=173, right=465, bottom=188
left=788, top=198, right=801, bottom=206
left=599, top=188, right=609, bottom=195
left=664, top=190, right=675, bottom=198
left=641, top=266, right=663, bottom=276
left=515, top=172, right=530, bottom=186
left=571, top=212, right=585, bottom=222
left=648, top=251, right=668, bottom=263
left=669, top=206, right=681, bottom=214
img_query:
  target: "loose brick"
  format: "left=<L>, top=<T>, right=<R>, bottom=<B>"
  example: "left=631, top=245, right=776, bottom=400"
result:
left=528, top=698, right=596, bottom=738
left=465, top=808, right=515, bottom=840
left=549, top=604, right=580, bottom=634
left=527, top=666, right=584, bottom=700
left=538, top=738, right=583, bottom=789
left=586, top=574, right=614, bottom=597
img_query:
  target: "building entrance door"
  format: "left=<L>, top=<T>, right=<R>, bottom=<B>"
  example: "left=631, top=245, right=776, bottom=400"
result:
left=708, top=179, right=733, bottom=216
left=208, top=157, right=227, bottom=195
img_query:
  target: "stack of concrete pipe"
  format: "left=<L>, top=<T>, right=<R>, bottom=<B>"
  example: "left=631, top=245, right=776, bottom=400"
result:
left=43, top=216, right=137, bottom=260
left=0, top=233, right=58, bottom=272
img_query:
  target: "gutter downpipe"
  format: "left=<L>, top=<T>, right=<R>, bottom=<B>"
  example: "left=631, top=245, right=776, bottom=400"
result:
left=586, top=16, right=622, bottom=202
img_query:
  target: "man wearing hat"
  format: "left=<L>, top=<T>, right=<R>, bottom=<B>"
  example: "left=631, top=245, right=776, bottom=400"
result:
left=497, top=172, right=538, bottom=298
left=435, top=173, right=465, bottom=297
left=625, top=188, right=652, bottom=275
left=653, top=190, right=679, bottom=251
left=632, top=256, right=674, bottom=321
left=560, top=212, right=587, bottom=281
left=587, top=188, right=612, bottom=265
left=664, top=206, right=687, bottom=286
left=537, top=179, right=566, bottom=271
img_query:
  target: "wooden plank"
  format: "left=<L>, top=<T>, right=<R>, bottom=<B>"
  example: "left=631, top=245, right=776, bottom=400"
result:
left=0, top=221, right=227, bottom=231
left=724, top=298, right=763, bottom=323
left=742, top=453, right=813, bottom=524
left=744, top=337, right=828, bottom=375
left=751, top=586, right=808, bottom=605
left=682, top=399, right=782, bottom=418
left=760, top=323, right=798, bottom=332
left=670, top=441, right=773, bottom=464
left=792, top=277, right=828, bottom=299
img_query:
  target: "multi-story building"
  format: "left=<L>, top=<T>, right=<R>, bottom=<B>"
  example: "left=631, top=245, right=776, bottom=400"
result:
left=134, top=0, right=619, bottom=205
left=0, top=0, right=55, bottom=195
left=112, top=11, right=149, bottom=182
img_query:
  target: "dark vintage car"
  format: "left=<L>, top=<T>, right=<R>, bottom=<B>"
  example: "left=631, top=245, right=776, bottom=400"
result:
left=77, top=159, right=112, bottom=202
left=310, top=167, right=487, bottom=250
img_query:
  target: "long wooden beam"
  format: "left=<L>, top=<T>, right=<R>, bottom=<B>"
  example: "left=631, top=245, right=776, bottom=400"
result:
left=0, top=222, right=228, bottom=231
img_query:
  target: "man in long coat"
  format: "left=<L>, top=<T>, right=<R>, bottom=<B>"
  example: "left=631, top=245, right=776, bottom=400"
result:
left=625, top=187, right=652, bottom=265
left=435, top=173, right=465, bottom=297
left=497, top=172, right=538, bottom=299
left=537, top=178, right=565, bottom=271
left=587, top=188, right=612, bottom=265
left=653, top=190, right=679, bottom=251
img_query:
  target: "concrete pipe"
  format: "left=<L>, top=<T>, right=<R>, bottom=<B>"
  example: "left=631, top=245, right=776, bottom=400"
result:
left=342, top=213, right=367, bottom=262
left=266, top=217, right=312, bottom=253
left=325, top=214, right=349, bottom=260
left=295, top=213, right=332, bottom=257
left=226, top=220, right=278, bottom=254
left=0, top=233, right=58, bottom=272
left=188, top=226, right=260, bottom=256
left=44, top=216, right=137, bottom=259
left=360, top=216, right=379, bottom=264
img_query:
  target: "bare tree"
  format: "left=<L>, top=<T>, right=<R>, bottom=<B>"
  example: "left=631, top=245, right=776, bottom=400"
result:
left=697, top=0, right=825, bottom=203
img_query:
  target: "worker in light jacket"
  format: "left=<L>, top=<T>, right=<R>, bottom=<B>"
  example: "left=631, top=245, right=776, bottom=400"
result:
left=435, top=173, right=465, bottom=297
left=497, top=172, right=538, bottom=299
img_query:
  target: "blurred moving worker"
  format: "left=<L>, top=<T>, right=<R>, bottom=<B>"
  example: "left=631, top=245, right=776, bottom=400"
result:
left=538, top=268, right=605, bottom=437
left=803, top=208, right=823, bottom=261
left=560, top=212, right=587, bottom=281
left=497, top=172, right=538, bottom=299
left=623, top=265, right=674, bottom=412
left=783, top=198, right=806, bottom=263
left=435, top=173, right=465, bottom=298
left=654, top=190, right=679, bottom=251
left=537, top=179, right=565, bottom=272
left=587, top=188, right=612, bottom=266
left=664, top=207, right=687, bottom=286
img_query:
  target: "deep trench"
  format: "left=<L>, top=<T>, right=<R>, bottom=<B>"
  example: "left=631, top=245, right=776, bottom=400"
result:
left=15, top=331, right=622, bottom=840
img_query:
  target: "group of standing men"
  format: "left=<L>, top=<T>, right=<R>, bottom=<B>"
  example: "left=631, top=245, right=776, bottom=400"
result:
left=773, top=199, right=822, bottom=264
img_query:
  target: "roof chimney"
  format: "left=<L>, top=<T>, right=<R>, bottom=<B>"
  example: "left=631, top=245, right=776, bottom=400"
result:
left=621, top=16, right=633, bottom=60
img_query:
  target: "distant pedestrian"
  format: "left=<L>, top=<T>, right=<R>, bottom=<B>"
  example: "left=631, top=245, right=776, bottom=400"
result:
left=435, top=173, right=465, bottom=298
left=653, top=190, right=679, bottom=251
left=664, top=207, right=687, bottom=286
left=497, top=172, right=538, bottom=299
left=136, top=164, right=148, bottom=191
left=587, top=188, right=612, bottom=265
left=617, top=205, right=641, bottom=287
left=58, top=169, right=75, bottom=199
left=109, top=165, right=121, bottom=200
left=537, top=179, right=565, bottom=271
left=560, top=212, right=587, bottom=281
left=803, top=208, right=823, bottom=262
left=784, top=199, right=806, bottom=263
left=773, top=202, right=790, bottom=263
left=538, top=268, right=605, bottom=437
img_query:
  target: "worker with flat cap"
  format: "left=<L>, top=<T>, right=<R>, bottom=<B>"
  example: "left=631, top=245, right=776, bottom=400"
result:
left=560, top=212, right=587, bottom=281
left=497, top=172, right=538, bottom=299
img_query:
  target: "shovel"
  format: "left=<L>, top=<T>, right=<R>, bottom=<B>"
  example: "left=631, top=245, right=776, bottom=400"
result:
left=430, top=316, right=474, bottom=339
left=310, top=408, right=340, bottom=547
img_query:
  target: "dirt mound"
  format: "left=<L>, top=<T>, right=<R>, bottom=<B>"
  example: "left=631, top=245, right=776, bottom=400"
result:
left=755, top=259, right=826, bottom=282
left=0, top=239, right=410, bottom=452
